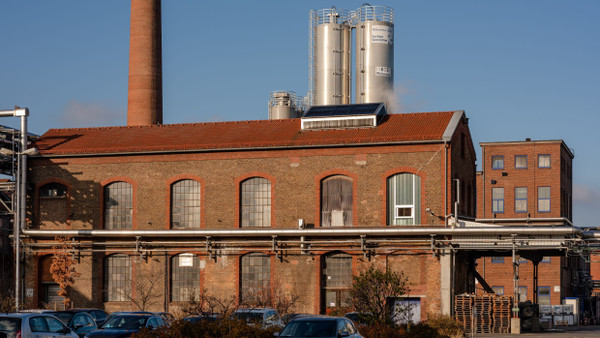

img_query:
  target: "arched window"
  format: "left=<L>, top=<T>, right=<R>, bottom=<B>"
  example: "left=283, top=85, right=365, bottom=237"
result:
left=39, top=183, right=68, bottom=225
left=171, top=253, right=200, bottom=302
left=321, top=252, right=352, bottom=312
left=387, top=173, right=421, bottom=225
left=104, top=254, right=131, bottom=302
left=321, top=175, right=353, bottom=227
left=171, top=180, right=201, bottom=229
left=240, top=177, right=271, bottom=227
left=240, top=253, right=270, bottom=302
left=104, top=182, right=133, bottom=229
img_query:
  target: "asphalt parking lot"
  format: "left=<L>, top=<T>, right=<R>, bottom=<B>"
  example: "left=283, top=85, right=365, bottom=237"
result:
left=470, top=325, right=600, bottom=338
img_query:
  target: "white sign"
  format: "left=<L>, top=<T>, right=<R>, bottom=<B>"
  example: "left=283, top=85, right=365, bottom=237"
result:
left=376, top=66, right=392, bottom=77
left=179, top=254, right=194, bottom=267
left=26, top=288, right=34, bottom=297
left=554, top=285, right=561, bottom=292
left=372, top=25, right=393, bottom=45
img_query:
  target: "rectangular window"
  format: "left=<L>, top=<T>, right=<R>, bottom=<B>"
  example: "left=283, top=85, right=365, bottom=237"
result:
left=538, top=154, right=551, bottom=168
left=492, top=156, right=504, bottom=170
left=538, top=286, right=551, bottom=305
left=491, top=256, right=504, bottom=263
left=515, top=187, right=527, bottom=213
left=518, top=286, right=527, bottom=302
left=538, top=186, right=551, bottom=212
left=492, top=187, right=504, bottom=213
left=492, top=286, right=504, bottom=295
left=515, top=155, right=527, bottom=169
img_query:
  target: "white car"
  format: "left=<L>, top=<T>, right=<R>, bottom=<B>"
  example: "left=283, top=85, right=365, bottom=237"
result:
left=0, top=312, right=78, bottom=338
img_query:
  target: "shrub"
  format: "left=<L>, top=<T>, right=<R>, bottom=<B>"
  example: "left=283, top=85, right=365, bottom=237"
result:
left=131, top=318, right=279, bottom=338
left=425, top=314, right=465, bottom=338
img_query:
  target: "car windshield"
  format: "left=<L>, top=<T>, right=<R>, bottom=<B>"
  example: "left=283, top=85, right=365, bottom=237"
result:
left=101, top=315, right=148, bottom=330
left=48, top=312, right=75, bottom=325
left=280, top=320, right=336, bottom=337
left=235, top=312, right=263, bottom=322
left=0, top=317, right=21, bottom=333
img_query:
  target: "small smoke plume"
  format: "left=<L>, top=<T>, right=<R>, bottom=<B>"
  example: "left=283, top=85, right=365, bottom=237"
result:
left=60, top=101, right=124, bottom=128
left=381, top=83, right=410, bottom=114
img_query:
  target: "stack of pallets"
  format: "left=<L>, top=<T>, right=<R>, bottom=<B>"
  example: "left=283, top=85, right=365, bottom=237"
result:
left=455, top=294, right=512, bottom=334
left=474, top=295, right=493, bottom=334
left=454, top=294, right=474, bottom=333
left=492, top=296, right=512, bottom=333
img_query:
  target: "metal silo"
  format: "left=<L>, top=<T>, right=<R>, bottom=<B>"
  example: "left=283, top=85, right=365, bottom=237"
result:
left=354, top=5, right=394, bottom=105
left=311, top=7, right=351, bottom=106
left=268, top=91, right=303, bottom=119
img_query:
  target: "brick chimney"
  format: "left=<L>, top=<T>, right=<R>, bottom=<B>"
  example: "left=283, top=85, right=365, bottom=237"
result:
left=127, top=0, right=162, bottom=126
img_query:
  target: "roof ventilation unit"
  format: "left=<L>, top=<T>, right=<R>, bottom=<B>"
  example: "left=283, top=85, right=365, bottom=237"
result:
left=301, top=103, right=386, bottom=130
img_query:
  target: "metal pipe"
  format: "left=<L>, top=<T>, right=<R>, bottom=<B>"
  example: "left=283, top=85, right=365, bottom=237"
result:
left=23, top=226, right=583, bottom=238
left=17, top=113, right=27, bottom=312
left=475, top=217, right=574, bottom=226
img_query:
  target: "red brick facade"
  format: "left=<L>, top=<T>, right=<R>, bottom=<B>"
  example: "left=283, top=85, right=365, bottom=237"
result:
left=22, top=111, right=477, bottom=317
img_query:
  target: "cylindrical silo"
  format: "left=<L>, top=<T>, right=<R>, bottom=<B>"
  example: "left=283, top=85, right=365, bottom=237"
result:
left=311, top=8, right=351, bottom=106
left=268, top=91, right=302, bottom=119
left=354, top=5, right=394, bottom=105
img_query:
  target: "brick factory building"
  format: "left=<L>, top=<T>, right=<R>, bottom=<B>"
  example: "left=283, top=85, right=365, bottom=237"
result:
left=21, top=107, right=478, bottom=317
left=473, top=140, right=589, bottom=307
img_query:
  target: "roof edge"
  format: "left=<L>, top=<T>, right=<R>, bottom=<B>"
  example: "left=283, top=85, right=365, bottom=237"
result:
left=441, top=110, right=465, bottom=142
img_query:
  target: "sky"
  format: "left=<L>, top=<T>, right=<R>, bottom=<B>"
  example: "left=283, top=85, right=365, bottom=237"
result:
left=1, top=1, right=599, bottom=225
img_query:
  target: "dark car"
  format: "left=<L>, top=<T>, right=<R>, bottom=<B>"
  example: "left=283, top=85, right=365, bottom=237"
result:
left=84, top=313, right=166, bottom=338
left=45, top=310, right=98, bottom=337
left=276, top=316, right=362, bottom=338
left=184, top=313, right=219, bottom=323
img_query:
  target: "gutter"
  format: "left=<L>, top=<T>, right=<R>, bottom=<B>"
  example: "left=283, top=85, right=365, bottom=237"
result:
left=475, top=217, right=573, bottom=226
left=32, top=139, right=447, bottom=159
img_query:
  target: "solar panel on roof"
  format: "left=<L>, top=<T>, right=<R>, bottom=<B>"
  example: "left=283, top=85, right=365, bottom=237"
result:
left=302, top=103, right=385, bottom=118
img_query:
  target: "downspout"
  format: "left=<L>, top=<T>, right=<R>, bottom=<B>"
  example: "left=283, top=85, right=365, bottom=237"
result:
left=444, top=141, right=449, bottom=226
left=482, top=146, right=486, bottom=219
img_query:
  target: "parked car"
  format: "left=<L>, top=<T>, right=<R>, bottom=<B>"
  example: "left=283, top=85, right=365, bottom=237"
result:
left=344, top=312, right=375, bottom=326
left=233, top=308, right=284, bottom=328
left=276, top=316, right=362, bottom=338
left=45, top=310, right=98, bottom=337
left=84, top=313, right=166, bottom=338
left=184, top=313, right=219, bottom=323
left=282, top=313, right=314, bottom=324
left=0, top=312, right=78, bottom=337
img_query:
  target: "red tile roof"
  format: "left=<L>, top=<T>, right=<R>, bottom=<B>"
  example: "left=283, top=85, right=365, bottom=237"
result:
left=33, top=112, right=456, bottom=156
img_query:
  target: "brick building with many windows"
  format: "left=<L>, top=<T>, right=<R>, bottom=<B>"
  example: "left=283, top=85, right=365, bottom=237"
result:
left=474, top=139, right=587, bottom=306
left=22, top=107, right=477, bottom=317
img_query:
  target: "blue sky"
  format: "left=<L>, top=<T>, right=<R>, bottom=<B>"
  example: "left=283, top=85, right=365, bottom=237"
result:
left=1, top=1, right=598, bottom=225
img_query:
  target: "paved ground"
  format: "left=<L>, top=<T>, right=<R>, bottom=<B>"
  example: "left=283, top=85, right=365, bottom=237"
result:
left=469, top=325, right=600, bottom=338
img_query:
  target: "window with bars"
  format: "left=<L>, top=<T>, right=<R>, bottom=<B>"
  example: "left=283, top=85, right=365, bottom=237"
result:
left=240, top=177, right=271, bottom=227
left=387, top=173, right=421, bottom=225
left=322, top=252, right=352, bottom=310
left=171, top=253, right=200, bottom=302
left=171, top=180, right=201, bottom=229
left=321, top=176, right=353, bottom=227
left=515, top=187, right=527, bottom=213
left=538, top=186, right=551, bottom=212
left=492, top=187, right=504, bottom=213
left=104, top=182, right=133, bottom=229
left=40, top=183, right=67, bottom=198
left=240, top=253, right=270, bottom=301
left=104, top=254, right=131, bottom=302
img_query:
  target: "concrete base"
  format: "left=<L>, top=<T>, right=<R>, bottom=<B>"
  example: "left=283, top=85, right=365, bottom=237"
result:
left=511, top=318, right=521, bottom=334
